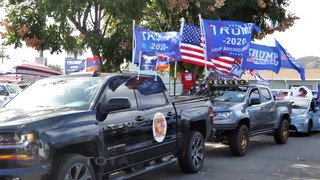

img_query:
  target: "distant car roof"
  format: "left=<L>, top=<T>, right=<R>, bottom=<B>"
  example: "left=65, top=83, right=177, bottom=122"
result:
left=40, top=71, right=159, bottom=80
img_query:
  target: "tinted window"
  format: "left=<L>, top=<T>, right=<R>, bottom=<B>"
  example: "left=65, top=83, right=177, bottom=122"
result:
left=260, top=88, right=272, bottom=102
left=249, top=89, right=260, bottom=100
left=105, top=76, right=138, bottom=109
left=135, top=76, right=167, bottom=107
left=0, top=85, right=8, bottom=94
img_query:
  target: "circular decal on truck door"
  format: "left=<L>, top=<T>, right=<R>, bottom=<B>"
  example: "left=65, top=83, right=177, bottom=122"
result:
left=153, top=112, right=167, bottom=143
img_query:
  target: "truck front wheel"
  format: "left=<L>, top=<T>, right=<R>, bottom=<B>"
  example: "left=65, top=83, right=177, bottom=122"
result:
left=178, top=131, right=205, bottom=173
left=52, top=153, right=96, bottom=180
left=274, top=119, right=289, bottom=144
left=229, top=124, right=249, bottom=156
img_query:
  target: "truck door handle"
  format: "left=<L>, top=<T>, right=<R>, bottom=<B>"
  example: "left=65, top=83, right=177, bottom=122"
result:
left=167, top=112, right=175, bottom=116
left=135, top=116, right=145, bottom=121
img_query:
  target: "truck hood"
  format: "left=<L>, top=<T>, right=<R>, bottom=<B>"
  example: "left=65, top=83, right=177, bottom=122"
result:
left=0, top=107, right=80, bottom=130
left=212, top=101, right=239, bottom=111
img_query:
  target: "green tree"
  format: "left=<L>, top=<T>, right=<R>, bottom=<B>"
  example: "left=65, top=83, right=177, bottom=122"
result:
left=143, top=0, right=298, bottom=79
left=0, top=1, right=63, bottom=54
left=47, top=64, right=63, bottom=73
left=0, top=0, right=298, bottom=75
left=0, top=0, right=149, bottom=72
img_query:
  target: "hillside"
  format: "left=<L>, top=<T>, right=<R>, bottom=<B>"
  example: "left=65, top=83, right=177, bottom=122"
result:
left=297, top=56, right=320, bottom=68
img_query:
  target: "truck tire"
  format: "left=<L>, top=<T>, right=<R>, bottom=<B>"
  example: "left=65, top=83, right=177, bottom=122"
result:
left=52, top=153, right=96, bottom=180
left=274, top=119, right=289, bottom=144
left=178, top=131, right=205, bottom=173
left=306, top=120, right=312, bottom=136
left=229, top=124, right=249, bottom=156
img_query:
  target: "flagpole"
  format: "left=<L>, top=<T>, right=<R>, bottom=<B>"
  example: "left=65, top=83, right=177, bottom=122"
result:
left=137, top=51, right=141, bottom=79
left=271, top=71, right=274, bottom=88
left=175, top=18, right=185, bottom=96
left=132, top=20, right=135, bottom=68
left=199, top=14, right=208, bottom=78
left=154, top=58, right=159, bottom=81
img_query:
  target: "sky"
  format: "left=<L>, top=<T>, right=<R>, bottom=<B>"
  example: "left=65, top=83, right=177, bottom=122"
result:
left=1, top=0, right=319, bottom=68
left=258, top=0, right=320, bottom=59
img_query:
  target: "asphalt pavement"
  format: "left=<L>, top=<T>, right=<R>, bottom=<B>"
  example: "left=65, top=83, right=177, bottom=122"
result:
left=136, top=132, right=320, bottom=180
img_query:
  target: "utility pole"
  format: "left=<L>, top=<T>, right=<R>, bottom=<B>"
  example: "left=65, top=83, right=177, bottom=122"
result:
left=0, top=45, right=7, bottom=64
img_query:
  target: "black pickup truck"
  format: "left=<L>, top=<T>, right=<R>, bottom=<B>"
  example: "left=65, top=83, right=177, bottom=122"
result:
left=0, top=72, right=214, bottom=180
left=197, top=79, right=292, bottom=156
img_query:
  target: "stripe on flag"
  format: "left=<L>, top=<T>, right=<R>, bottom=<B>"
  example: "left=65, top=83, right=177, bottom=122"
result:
left=211, top=56, right=234, bottom=74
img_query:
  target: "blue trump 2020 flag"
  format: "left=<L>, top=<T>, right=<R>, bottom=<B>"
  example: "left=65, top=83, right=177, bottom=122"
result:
left=230, top=63, right=244, bottom=79
left=201, top=19, right=260, bottom=60
left=242, top=42, right=281, bottom=73
left=139, top=52, right=158, bottom=71
left=275, top=40, right=305, bottom=80
left=65, top=57, right=86, bottom=74
left=133, top=27, right=181, bottom=64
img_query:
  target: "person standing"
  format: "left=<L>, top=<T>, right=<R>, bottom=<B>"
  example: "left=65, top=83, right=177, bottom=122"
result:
left=297, top=87, right=307, bottom=97
left=180, top=70, right=195, bottom=95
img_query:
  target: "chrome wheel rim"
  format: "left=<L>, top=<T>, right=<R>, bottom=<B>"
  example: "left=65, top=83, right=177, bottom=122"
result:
left=283, top=123, right=289, bottom=140
left=241, top=132, right=247, bottom=150
left=191, top=136, right=204, bottom=168
left=64, top=163, right=92, bottom=180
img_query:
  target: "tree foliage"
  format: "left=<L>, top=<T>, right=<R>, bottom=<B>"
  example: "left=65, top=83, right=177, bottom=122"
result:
left=0, top=0, right=298, bottom=75
left=142, top=0, right=298, bottom=79
left=47, top=64, right=63, bottom=73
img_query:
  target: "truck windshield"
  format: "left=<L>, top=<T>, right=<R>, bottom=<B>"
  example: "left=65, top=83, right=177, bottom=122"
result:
left=5, top=77, right=104, bottom=110
left=211, top=87, right=247, bottom=102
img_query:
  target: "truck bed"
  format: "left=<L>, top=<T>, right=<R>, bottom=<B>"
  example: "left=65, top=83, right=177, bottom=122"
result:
left=171, top=95, right=209, bottom=104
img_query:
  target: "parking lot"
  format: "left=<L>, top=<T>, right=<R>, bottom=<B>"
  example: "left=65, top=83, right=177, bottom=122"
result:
left=138, top=132, right=320, bottom=180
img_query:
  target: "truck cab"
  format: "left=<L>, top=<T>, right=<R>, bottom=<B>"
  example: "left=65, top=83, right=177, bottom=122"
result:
left=196, top=79, right=291, bottom=156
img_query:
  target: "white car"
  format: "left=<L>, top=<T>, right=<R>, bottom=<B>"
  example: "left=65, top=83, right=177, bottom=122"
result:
left=0, top=83, right=22, bottom=107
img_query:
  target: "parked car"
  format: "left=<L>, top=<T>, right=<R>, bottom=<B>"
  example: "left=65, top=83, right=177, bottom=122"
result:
left=196, top=80, right=292, bottom=156
left=0, top=83, right=22, bottom=107
left=0, top=72, right=215, bottom=180
left=287, top=96, right=320, bottom=135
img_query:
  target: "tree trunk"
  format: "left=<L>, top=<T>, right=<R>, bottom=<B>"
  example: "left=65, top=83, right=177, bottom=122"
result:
left=191, top=66, right=199, bottom=79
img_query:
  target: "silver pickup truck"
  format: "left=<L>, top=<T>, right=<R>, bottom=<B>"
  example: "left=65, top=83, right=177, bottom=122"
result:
left=197, top=80, right=292, bottom=156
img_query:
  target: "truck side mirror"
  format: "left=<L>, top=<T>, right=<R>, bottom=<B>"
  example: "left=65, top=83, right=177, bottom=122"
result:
left=99, top=97, right=131, bottom=114
left=249, top=97, right=261, bottom=105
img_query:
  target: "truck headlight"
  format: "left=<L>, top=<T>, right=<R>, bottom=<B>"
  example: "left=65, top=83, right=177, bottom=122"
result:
left=0, top=132, right=35, bottom=160
left=214, top=112, right=232, bottom=120
left=0, top=132, right=34, bottom=146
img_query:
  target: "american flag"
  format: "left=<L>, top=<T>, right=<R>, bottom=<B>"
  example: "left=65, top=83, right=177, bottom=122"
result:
left=248, top=69, right=270, bottom=86
left=180, top=23, right=234, bottom=75
left=211, top=56, right=235, bottom=74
